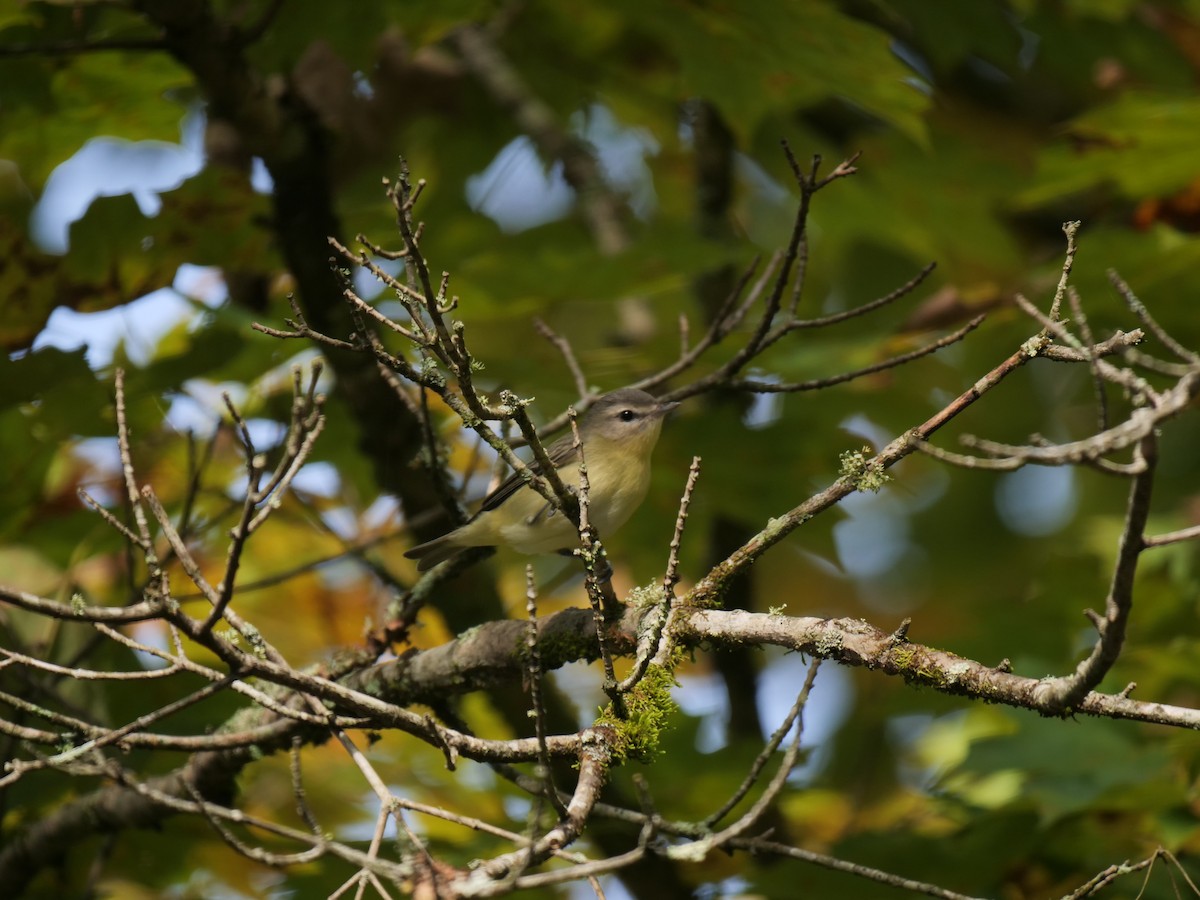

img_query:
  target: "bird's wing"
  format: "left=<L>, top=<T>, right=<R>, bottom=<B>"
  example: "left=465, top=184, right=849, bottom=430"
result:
left=477, top=433, right=579, bottom=514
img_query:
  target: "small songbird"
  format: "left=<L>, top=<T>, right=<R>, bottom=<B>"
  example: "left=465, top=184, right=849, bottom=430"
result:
left=404, top=389, right=678, bottom=572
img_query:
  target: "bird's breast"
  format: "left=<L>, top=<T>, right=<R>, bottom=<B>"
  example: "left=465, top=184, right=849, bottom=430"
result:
left=578, top=445, right=652, bottom=535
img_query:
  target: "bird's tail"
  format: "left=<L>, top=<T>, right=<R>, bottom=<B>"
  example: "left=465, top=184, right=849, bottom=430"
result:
left=404, top=534, right=464, bottom=572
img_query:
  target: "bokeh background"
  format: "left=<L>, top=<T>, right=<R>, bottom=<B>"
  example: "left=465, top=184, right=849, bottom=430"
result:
left=4, top=1, right=1200, bottom=897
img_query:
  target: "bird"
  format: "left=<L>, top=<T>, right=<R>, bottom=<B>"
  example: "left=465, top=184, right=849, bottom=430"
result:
left=404, top=388, right=678, bottom=572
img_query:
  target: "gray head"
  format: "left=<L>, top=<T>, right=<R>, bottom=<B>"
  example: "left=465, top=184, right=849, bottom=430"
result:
left=581, top=389, right=679, bottom=448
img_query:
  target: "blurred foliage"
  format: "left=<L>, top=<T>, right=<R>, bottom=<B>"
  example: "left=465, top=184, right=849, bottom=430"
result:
left=4, top=0, right=1200, bottom=897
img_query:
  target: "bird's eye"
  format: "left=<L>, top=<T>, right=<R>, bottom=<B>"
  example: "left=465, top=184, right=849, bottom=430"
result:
left=618, top=409, right=636, bottom=422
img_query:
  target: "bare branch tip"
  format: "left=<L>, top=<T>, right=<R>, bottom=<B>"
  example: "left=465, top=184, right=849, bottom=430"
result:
left=888, top=618, right=912, bottom=644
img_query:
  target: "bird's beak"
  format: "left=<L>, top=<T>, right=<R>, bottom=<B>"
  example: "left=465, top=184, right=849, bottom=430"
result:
left=655, top=400, right=681, bottom=418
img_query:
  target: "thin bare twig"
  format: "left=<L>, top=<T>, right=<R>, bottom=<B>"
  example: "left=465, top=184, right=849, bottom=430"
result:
left=534, top=318, right=591, bottom=399
left=1143, top=523, right=1200, bottom=548
left=1048, top=220, right=1080, bottom=321
left=1067, top=285, right=1111, bottom=431
left=783, top=261, right=937, bottom=332
left=664, top=457, right=702, bottom=602
left=525, top=566, right=568, bottom=818
left=114, top=370, right=155, bottom=559
left=1032, top=430, right=1157, bottom=712
left=703, top=658, right=821, bottom=829
left=1109, top=270, right=1200, bottom=364
left=568, top=411, right=621, bottom=695
left=736, top=315, right=984, bottom=393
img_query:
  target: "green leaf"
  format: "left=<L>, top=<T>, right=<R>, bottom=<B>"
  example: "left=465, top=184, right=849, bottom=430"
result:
left=0, top=166, right=273, bottom=351
left=617, top=0, right=930, bottom=145
left=1017, top=93, right=1200, bottom=207
left=0, top=55, right=190, bottom=190
left=956, top=713, right=1177, bottom=821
